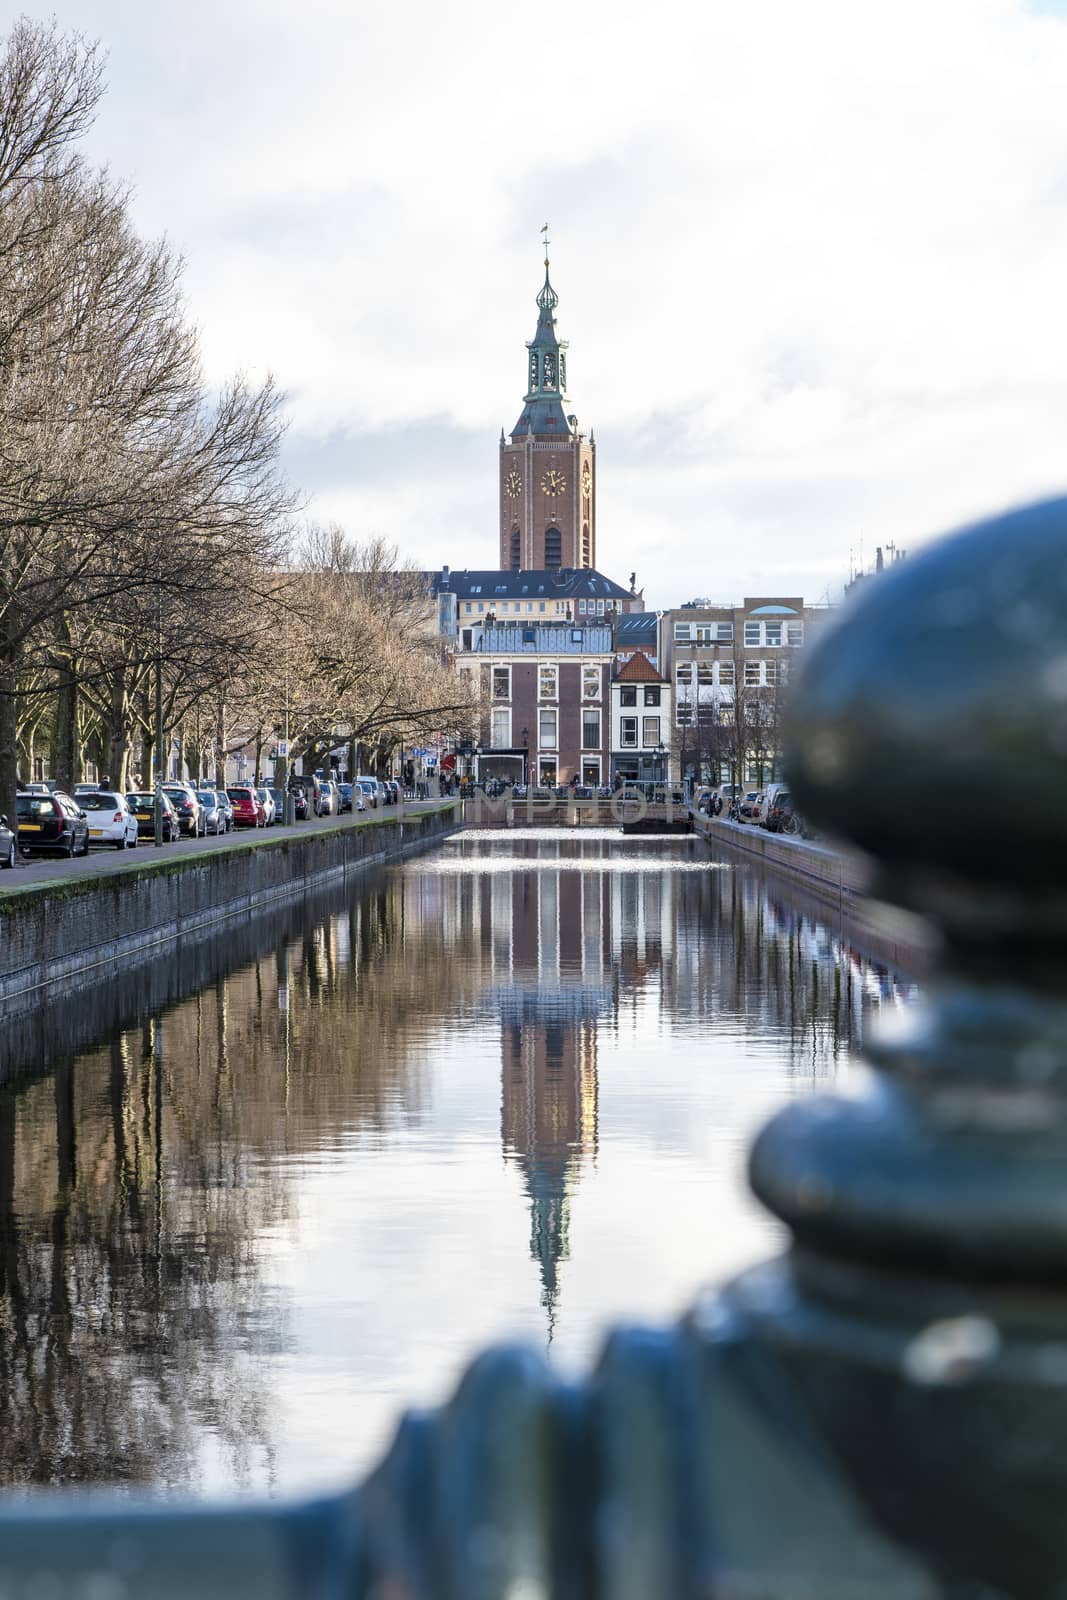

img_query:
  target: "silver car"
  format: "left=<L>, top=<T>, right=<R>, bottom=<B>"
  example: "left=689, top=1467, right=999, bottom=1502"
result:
left=196, top=790, right=227, bottom=835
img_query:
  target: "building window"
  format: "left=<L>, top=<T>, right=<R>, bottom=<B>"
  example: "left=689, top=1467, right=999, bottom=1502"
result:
left=644, top=686, right=661, bottom=706
left=527, top=602, right=533, bottom=613
left=492, top=666, right=510, bottom=700
left=621, top=716, right=638, bottom=747
left=697, top=664, right=713, bottom=686
left=765, top=659, right=781, bottom=687
left=744, top=661, right=762, bottom=687
left=578, top=599, right=587, bottom=614
left=715, top=623, right=734, bottom=642
left=477, top=602, right=484, bottom=612
left=676, top=663, right=693, bottom=685
left=642, top=715, right=660, bottom=747
left=491, top=708, right=510, bottom=748
left=718, top=662, right=735, bottom=686
left=597, top=599, right=605, bottom=615
left=538, top=757, right=557, bottom=786
left=465, top=602, right=472, bottom=613
left=539, top=708, right=557, bottom=748
left=787, top=622, right=804, bottom=647
left=583, top=665, right=600, bottom=699
left=620, top=685, right=637, bottom=706
left=764, top=622, right=782, bottom=647
left=676, top=705, right=693, bottom=727
left=539, top=601, right=545, bottom=612
left=719, top=702, right=734, bottom=725
left=744, top=622, right=761, bottom=647
left=539, top=664, right=558, bottom=700
left=674, top=623, right=692, bottom=642
left=461, top=629, right=473, bottom=651
left=582, top=708, right=600, bottom=748
left=545, top=527, right=562, bottom=567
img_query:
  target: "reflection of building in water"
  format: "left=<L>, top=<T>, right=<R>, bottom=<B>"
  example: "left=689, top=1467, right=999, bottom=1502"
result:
left=487, top=854, right=620, bottom=1333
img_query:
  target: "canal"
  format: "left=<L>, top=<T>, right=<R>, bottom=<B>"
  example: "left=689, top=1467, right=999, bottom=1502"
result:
left=0, top=830, right=918, bottom=1498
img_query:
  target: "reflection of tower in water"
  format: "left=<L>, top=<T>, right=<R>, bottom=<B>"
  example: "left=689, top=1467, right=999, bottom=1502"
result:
left=493, top=851, right=609, bottom=1337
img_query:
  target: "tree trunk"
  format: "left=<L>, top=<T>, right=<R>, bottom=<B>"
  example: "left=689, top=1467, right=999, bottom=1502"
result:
left=53, top=665, right=79, bottom=791
left=0, top=652, right=20, bottom=837
left=107, top=669, right=130, bottom=790
left=214, top=697, right=226, bottom=787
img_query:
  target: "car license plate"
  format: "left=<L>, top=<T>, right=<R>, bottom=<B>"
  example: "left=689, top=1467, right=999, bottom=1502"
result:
left=89, top=829, right=103, bottom=837
left=136, top=812, right=150, bottom=819
left=20, top=824, right=41, bottom=832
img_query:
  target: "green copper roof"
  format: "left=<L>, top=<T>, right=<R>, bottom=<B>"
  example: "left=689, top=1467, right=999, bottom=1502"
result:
left=511, top=252, right=576, bottom=439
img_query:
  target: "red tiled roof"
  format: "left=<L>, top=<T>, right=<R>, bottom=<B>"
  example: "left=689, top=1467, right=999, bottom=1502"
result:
left=614, top=651, right=663, bottom=683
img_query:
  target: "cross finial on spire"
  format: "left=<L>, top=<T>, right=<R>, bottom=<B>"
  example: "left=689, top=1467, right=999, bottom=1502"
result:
left=541, top=221, right=550, bottom=263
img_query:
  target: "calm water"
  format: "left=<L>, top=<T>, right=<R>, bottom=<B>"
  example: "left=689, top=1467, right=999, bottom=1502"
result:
left=0, top=831, right=917, bottom=1498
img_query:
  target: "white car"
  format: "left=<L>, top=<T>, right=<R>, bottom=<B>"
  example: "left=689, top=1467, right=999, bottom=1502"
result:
left=255, top=786, right=276, bottom=826
left=80, top=790, right=139, bottom=850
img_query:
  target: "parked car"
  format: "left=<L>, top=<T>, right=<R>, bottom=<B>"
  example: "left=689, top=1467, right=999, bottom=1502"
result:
left=289, top=774, right=323, bottom=815
left=763, top=789, right=807, bottom=835
left=255, top=786, right=276, bottom=826
left=384, top=780, right=400, bottom=805
left=214, top=791, right=235, bottom=831
left=16, top=791, right=90, bottom=857
left=337, top=782, right=353, bottom=813
left=737, top=790, right=762, bottom=822
left=196, top=790, right=227, bottom=835
left=319, top=781, right=338, bottom=817
left=126, top=791, right=180, bottom=842
left=758, top=783, right=791, bottom=830
left=291, top=788, right=309, bottom=821
left=227, top=786, right=265, bottom=828
left=268, top=786, right=287, bottom=823
left=0, top=811, right=14, bottom=868
left=354, top=776, right=379, bottom=809
left=80, top=790, right=139, bottom=850
left=163, top=785, right=203, bottom=837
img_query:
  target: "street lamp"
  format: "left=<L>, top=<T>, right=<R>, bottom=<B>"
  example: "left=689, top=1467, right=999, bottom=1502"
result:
left=473, top=743, right=482, bottom=786
left=656, top=741, right=667, bottom=784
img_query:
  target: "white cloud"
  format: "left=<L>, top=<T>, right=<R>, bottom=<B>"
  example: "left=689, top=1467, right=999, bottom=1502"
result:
left=25, top=0, right=1067, bottom=603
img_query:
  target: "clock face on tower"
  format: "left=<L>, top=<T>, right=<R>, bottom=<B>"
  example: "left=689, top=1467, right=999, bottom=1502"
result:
left=505, top=470, right=522, bottom=497
left=541, top=469, right=566, bottom=497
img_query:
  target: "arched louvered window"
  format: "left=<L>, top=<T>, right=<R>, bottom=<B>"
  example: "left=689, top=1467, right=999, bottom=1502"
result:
left=544, top=527, right=562, bottom=568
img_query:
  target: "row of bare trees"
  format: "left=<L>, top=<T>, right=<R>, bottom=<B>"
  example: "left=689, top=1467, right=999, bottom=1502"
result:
left=0, top=19, right=472, bottom=813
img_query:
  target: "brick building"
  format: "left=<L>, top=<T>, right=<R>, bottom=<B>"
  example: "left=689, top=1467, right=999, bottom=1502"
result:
left=455, top=621, right=614, bottom=788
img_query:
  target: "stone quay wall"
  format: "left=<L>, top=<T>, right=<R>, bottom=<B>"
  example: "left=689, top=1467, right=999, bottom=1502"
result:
left=694, top=813, right=932, bottom=977
left=0, top=803, right=460, bottom=1015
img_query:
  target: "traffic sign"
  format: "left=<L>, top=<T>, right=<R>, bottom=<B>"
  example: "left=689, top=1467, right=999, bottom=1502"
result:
left=278, top=741, right=289, bottom=758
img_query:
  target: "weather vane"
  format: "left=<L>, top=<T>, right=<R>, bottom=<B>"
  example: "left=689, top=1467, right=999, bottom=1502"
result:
left=541, top=221, right=550, bottom=262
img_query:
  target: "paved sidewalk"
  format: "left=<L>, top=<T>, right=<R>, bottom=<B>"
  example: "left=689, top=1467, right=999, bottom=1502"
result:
left=3, top=800, right=452, bottom=890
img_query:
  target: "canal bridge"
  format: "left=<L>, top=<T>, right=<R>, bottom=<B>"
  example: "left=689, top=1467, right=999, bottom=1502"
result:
left=0, top=495, right=1061, bottom=1596
left=461, top=792, right=694, bottom=833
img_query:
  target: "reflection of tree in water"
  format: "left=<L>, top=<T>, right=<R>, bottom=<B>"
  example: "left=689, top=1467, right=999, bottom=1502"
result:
left=0, top=878, right=482, bottom=1489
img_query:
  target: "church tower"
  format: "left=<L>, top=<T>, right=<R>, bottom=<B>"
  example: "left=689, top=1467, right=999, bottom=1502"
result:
left=499, top=240, right=596, bottom=571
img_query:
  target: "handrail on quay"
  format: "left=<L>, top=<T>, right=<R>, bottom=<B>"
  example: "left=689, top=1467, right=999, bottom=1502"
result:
left=2, top=497, right=1064, bottom=1597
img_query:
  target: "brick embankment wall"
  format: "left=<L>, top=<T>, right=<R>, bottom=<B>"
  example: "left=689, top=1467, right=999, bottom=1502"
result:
left=0, top=803, right=459, bottom=1015
left=696, top=814, right=932, bottom=978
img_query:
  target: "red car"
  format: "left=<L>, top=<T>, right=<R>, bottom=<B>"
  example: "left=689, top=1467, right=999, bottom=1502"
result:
left=226, top=785, right=266, bottom=828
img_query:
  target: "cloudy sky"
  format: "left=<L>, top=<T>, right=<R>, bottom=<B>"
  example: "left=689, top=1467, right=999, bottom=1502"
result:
left=20, top=0, right=1067, bottom=607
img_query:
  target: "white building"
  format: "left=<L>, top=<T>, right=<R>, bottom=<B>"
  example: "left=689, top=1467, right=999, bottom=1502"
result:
left=609, top=651, right=671, bottom=786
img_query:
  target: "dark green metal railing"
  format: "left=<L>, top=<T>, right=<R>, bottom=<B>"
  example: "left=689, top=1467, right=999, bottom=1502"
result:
left=2, top=496, right=1060, bottom=1596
